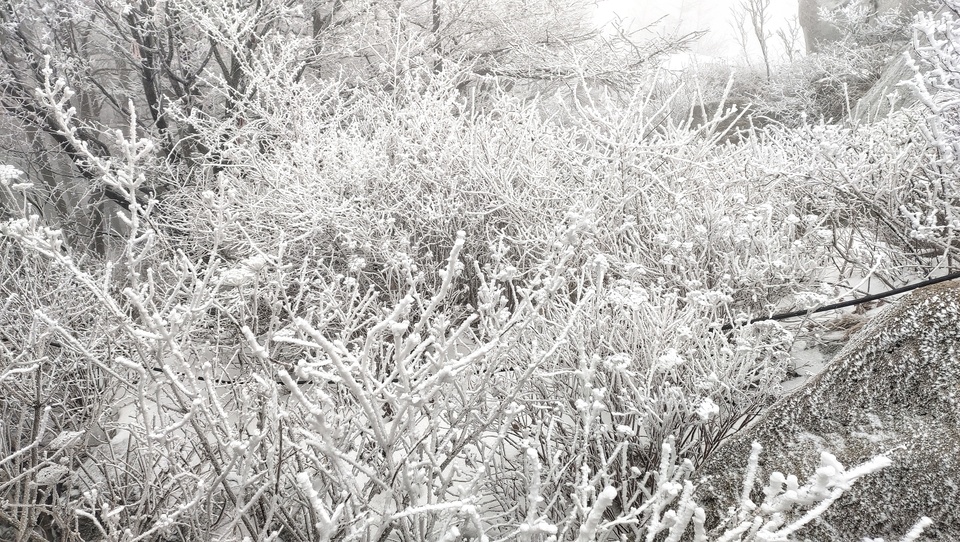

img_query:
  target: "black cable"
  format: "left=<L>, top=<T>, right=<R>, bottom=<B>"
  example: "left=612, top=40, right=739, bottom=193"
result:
left=29, top=272, right=960, bottom=384
left=720, top=270, right=960, bottom=331
left=154, top=271, right=960, bottom=384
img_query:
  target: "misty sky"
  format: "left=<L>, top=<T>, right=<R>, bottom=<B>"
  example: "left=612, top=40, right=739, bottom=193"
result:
left=594, top=0, right=801, bottom=64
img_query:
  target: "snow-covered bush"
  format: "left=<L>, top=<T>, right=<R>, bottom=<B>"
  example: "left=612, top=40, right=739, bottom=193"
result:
left=732, top=2, right=960, bottom=285
left=787, top=0, right=911, bottom=123
left=1, top=2, right=956, bottom=540
left=0, top=234, right=118, bottom=540
left=0, top=199, right=911, bottom=541
left=899, top=1, right=960, bottom=250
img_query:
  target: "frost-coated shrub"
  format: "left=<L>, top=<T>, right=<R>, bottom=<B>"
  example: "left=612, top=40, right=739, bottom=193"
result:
left=786, top=0, right=911, bottom=123
left=899, top=1, right=960, bottom=249
left=0, top=235, right=118, bottom=540
left=0, top=205, right=913, bottom=541
left=737, top=1, right=960, bottom=284
left=0, top=9, right=953, bottom=541
left=163, top=60, right=843, bottom=324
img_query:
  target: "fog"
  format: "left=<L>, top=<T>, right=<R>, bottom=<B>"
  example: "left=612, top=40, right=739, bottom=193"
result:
left=595, top=0, right=802, bottom=64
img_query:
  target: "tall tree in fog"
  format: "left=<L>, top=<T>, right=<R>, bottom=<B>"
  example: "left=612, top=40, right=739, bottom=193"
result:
left=731, top=0, right=773, bottom=77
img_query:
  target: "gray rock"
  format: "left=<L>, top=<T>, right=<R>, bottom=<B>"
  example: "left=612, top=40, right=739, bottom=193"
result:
left=695, top=280, right=960, bottom=541
left=853, top=4, right=957, bottom=123
left=800, top=0, right=846, bottom=53
left=852, top=48, right=916, bottom=123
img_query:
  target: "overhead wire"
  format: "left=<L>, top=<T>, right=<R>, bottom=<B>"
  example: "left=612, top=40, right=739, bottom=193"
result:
left=719, top=270, right=960, bottom=330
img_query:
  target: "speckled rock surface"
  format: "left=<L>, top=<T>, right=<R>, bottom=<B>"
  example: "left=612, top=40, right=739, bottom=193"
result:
left=695, top=280, right=960, bottom=541
left=852, top=48, right=916, bottom=122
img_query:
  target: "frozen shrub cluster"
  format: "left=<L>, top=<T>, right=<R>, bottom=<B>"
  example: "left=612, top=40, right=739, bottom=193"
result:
left=0, top=2, right=956, bottom=540
left=899, top=1, right=960, bottom=245
left=640, top=440, right=914, bottom=542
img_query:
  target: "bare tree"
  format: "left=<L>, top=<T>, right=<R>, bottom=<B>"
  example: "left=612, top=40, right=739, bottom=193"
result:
left=729, top=2, right=754, bottom=66
left=734, top=0, right=773, bottom=78
left=776, top=15, right=805, bottom=63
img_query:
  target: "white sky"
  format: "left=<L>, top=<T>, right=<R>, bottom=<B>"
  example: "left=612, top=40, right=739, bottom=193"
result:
left=594, top=0, right=802, bottom=64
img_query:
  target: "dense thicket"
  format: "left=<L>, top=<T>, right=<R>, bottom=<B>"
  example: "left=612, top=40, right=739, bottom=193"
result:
left=0, top=0, right=958, bottom=540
